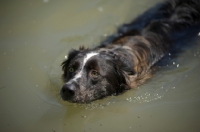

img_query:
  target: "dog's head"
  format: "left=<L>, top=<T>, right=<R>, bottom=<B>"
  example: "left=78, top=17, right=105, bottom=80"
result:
left=60, top=47, right=130, bottom=103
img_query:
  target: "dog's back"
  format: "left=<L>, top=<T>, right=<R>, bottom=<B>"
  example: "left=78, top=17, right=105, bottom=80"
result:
left=100, top=0, right=200, bottom=47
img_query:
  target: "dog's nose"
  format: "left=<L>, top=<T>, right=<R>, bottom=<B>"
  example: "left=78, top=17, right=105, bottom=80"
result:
left=60, top=83, right=76, bottom=100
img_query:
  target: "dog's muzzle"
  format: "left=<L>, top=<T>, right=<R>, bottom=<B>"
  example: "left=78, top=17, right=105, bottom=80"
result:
left=60, top=81, right=76, bottom=101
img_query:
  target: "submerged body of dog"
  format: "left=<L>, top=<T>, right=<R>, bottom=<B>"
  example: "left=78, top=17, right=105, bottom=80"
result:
left=60, top=0, right=200, bottom=103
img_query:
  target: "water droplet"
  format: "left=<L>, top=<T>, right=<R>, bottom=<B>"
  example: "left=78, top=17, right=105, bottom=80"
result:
left=43, top=0, right=49, bottom=3
left=64, top=55, right=68, bottom=59
left=177, top=64, right=179, bottom=67
left=173, top=62, right=175, bottom=65
left=98, top=7, right=103, bottom=12
left=82, top=115, right=86, bottom=118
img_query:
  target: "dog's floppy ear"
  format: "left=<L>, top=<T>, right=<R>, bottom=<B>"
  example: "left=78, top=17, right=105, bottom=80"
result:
left=113, top=64, right=131, bottom=94
left=61, top=49, right=80, bottom=72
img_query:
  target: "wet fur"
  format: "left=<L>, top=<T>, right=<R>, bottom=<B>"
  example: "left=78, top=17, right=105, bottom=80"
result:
left=61, top=0, right=200, bottom=103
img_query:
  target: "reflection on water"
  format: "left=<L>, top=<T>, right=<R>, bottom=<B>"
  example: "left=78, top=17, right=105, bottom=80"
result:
left=0, top=0, right=200, bottom=132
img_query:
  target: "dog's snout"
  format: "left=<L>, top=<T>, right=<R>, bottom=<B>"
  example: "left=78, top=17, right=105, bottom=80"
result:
left=60, top=83, right=76, bottom=100
left=62, top=84, right=75, bottom=95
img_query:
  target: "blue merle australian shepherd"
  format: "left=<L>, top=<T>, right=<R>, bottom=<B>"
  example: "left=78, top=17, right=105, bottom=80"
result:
left=60, top=0, right=200, bottom=103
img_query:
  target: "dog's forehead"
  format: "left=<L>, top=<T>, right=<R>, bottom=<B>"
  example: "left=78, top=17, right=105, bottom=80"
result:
left=75, top=52, right=99, bottom=68
left=71, top=52, right=98, bottom=62
left=83, top=52, right=99, bottom=62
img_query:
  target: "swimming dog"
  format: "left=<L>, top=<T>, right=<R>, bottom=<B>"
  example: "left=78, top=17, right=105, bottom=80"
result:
left=60, top=0, right=200, bottom=103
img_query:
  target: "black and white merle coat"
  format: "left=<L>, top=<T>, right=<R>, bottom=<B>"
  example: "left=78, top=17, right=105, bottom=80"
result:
left=60, top=0, right=200, bottom=103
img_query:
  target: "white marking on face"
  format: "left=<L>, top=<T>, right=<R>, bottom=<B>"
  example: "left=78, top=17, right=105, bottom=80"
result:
left=72, top=52, right=99, bottom=82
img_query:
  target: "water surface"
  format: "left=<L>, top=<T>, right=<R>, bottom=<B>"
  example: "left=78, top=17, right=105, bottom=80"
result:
left=1, top=0, right=200, bottom=132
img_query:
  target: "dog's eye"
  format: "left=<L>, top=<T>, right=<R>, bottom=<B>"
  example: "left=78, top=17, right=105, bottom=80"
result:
left=68, top=67, right=74, bottom=73
left=90, top=70, right=99, bottom=77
